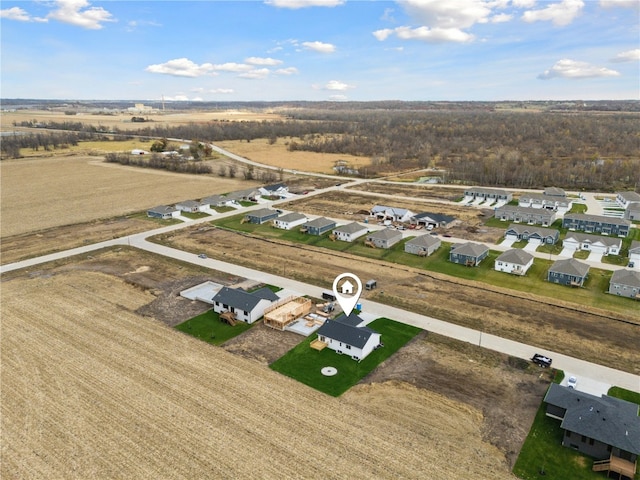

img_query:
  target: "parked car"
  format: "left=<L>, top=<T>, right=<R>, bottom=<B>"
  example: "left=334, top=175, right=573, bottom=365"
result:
left=197, top=253, right=207, bottom=259
left=429, top=232, right=438, bottom=236
left=567, top=376, right=577, bottom=389
left=531, top=353, right=552, bottom=368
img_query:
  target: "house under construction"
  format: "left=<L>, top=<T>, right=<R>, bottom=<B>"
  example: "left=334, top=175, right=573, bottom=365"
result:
left=263, top=296, right=312, bottom=331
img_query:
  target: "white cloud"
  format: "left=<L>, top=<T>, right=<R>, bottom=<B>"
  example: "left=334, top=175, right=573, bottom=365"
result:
left=145, top=58, right=217, bottom=77
left=302, top=41, right=336, bottom=53
left=212, top=63, right=253, bottom=72
left=245, top=57, right=283, bottom=66
left=275, top=67, right=299, bottom=75
left=401, top=0, right=493, bottom=29
left=600, top=0, right=639, bottom=8
left=373, top=29, right=394, bottom=41
left=538, top=59, right=620, bottom=79
left=512, top=0, right=536, bottom=7
left=164, top=94, right=190, bottom=101
left=265, top=0, right=344, bottom=8
left=610, top=49, right=640, bottom=63
left=209, top=88, right=234, bottom=94
left=47, top=0, right=115, bottom=30
left=490, top=13, right=512, bottom=23
left=522, top=0, right=584, bottom=26
left=380, top=26, right=474, bottom=43
left=1, top=6, right=47, bottom=22
left=239, top=68, right=270, bottom=79
left=324, top=80, right=354, bottom=91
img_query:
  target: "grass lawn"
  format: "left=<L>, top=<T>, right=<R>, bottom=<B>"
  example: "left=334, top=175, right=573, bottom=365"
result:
left=175, top=310, right=254, bottom=345
left=269, top=318, right=422, bottom=397
left=129, top=211, right=183, bottom=226
left=513, top=383, right=640, bottom=480
left=181, top=211, right=211, bottom=220
left=569, top=203, right=588, bottom=214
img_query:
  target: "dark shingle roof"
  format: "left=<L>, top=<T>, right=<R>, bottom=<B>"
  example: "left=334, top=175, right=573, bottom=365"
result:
left=405, top=235, right=440, bottom=249
left=544, top=383, right=640, bottom=455
left=564, top=213, right=631, bottom=227
left=246, top=208, right=278, bottom=219
left=451, top=242, right=488, bottom=257
left=367, top=228, right=402, bottom=241
left=548, top=258, right=590, bottom=277
left=495, top=249, right=533, bottom=265
left=277, top=212, right=307, bottom=223
left=610, top=269, right=640, bottom=289
left=334, top=222, right=367, bottom=234
left=304, top=217, right=336, bottom=228
left=317, top=314, right=377, bottom=349
left=251, top=287, right=280, bottom=302
left=212, top=287, right=264, bottom=312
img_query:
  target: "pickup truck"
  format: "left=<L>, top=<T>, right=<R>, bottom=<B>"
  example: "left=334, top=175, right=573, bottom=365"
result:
left=531, top=353, right=552, bottom=368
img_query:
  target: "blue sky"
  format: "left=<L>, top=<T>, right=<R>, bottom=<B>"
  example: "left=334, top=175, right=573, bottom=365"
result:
left=1, top=0, right=638, bottom=101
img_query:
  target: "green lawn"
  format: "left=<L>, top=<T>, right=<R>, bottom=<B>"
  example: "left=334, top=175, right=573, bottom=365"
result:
left=175, top=310, right=254, bottom=345
left=181, top=211, right=211, bottom=219
left=269, top=318, right=422, bottom=397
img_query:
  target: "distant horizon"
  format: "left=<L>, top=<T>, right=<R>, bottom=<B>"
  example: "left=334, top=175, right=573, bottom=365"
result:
left=1, top=1, right=638, bottom=102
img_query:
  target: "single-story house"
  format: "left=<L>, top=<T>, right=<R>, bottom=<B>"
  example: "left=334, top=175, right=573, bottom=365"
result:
left=227, top=188, right=261, bottom=203
left=562, top=232, right=622, bottom=256
left=175, top=200, right=208, bottom=213
left=562, top=214, right=630, bottom=237
left=259, top=183, right=288, bottom=198
left=301, top=217, right=336, bottom=236
left=495, top=205, right=557, bottom=227
left=410, top=212, right=456, bottom=229
left=625, top=203, right=640, bottom=222
left=463, top=187, right=512, bottom=202
left=211, top=286, right=276, bottom=324
left=544, top=186, right=566, bottom=197
left=365, top=229, right=403, bottom=249
left=147, top=205, right=180, bottom=219
left=504, top=224, right=560, bottom=244
left=273, top=212, right=308, bottom=230
left=608, top=269, right=640, bottom=299
left=314, top=313, right=381, bottom=361
left=544, top=383, right=640, bottom=478
left=494, top=249, right=534, bottom=275
left=244, top=208, right=279, bottom=224
left=332, top=222, right=368, bottom=242
left=201, top=194, right=236, bottom=208
left=370, top=205, right=415, bottom=223
left=629, top=241, right=640, bottom=268
left=518, top=193, right=572, bottom=211
left=615, top=191, right=640, bottom=209
left=449, top=242, right=489, bottom=267
left=547, top=258, right=590, bottom=287
left=404, top=235, right=441, bottom=257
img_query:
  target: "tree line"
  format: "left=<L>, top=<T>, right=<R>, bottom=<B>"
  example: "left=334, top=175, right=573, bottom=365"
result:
left=104, top=152, right=212, bottom=174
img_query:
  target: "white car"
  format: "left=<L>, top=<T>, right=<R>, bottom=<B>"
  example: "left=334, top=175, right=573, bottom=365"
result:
left=567, top=376, right=577, bottom=389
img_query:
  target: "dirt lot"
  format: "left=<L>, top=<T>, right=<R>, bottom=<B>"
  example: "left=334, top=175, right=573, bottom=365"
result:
left=2, top=250, right=523, bottom=479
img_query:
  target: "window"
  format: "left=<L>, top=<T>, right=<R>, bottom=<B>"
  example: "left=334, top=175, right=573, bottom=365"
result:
left=346, top=345, right=351, bottom=350
left=566, top=431, right=571, bottom=438
left=589, top=438, right=594, bottom=446
left=581, top=435, right=587, bottom=443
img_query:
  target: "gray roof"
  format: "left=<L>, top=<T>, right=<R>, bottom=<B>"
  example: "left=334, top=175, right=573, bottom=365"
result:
left=304, top=217, right=336, bottom=228
left=212, top=287, right=265, bottom=312
left=630, top=241, right=640, bottom=254
left=176, top=200, right=201, bottom=207
left=316, top=315, right=377, bottom=349
left=519, top=192, right=569, bottom=205
left=251, top=287, right=280, bottom=302
left=367, top=228, right=402, bottom=241
left=564, top=213, right=631, bottom=227
left=495, top=249, right=534, bottom=265
left=405, top=235, right=440, bottom=249
left=496, top=205, right=556, bottom=217
left=465, top=187, right=510, bottom=196
left=277, top=212, right=307, bottom=223
left=506, top=224, right=559, bottom=238
left=563, top=232, right=622, bottom=248
left=334, top=222, right=367, bottom=234
left=451, top=242, right=489, bottom=257
left=246, top=208, right=278, bottom=219
left=202, top=194, right=228, bottom=204
left=610, top=269, right=640, bottom=288
left=617, top=191, right=640, bottom=202
left=412, top=212, right=455, bottom=224
left=148, top=205, right=176, bottom=214
left=335, top=312, right=365, bottom=327
left=262, top=183, right=287, bottom=192
left=544, top=383, right=640, bottom=455
left=544, top=187, right=566, bottom=197
left=548, top=258, right=590, bottom=277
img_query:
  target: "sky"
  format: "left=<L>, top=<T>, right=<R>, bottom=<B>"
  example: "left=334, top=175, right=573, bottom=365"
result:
left=1, top=0, right=639, bottom=102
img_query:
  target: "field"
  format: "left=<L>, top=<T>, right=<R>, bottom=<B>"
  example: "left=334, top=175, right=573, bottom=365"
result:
left=1, top=255, right=520, bottom=480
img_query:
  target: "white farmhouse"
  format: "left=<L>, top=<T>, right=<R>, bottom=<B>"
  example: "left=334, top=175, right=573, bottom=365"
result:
left=314, top=313, right=381, bottom=361
left=211, top=287, right=277, bottom=324
left=273, top=212, right=308, bottom=230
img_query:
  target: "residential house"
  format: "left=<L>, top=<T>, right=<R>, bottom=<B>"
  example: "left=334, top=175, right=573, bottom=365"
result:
left=332, top=222, right=368, bottom=242
left=547, top=258, right=590, bottom=287
left=495, top=205, right=557, bottom=226
left=625, top=203, right=640, bottom=222
left=562, top=232, right=622, bottom=256
left=518, top=193, right=572, bottom=212
left=175, top=200, right=207, bottom=213
left=227, top=188, right=261, bottom=203
left=615, top=191, right=640, bottom=209
left=244, top=208, right=279, bottom=224
left=273, top=212, right=308, bottom=230
left=202, top=194, right=236, bottom=208
left=404, top=235, right=441, bottom=257
left=463, top=187, right=512, bottom=203
left=449, top=242, right=489, bottom=267
left=365, top=229, right=403, bottom=249
left=629, top=241, right=640, bottom=268
left=608, top=269, right=640, bottom=299
left=211, top=286, right=277, bottom=324
left=544, top=187, right=566, bottom=197
left=494, top=249, right=534, bottom=275
left=370, top=205, right=415, bottom=223
left=563, top=214, right=631, bottom=237
left=504, top=224, right=560, bottom=244
left=301, top=217, right=336, bottom=236
left=410, top=212, right=456, bottom=229
left=147, top=205, right=180, bottom=220
left=259, top=183, right=288, bottom=198
left=314, top=313, right=382, bottom=361
left=544, top=383, right=640, bottom=478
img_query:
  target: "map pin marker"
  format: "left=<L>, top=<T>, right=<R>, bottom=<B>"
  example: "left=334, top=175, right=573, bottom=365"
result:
left=332, top=273, right=362, bottom=317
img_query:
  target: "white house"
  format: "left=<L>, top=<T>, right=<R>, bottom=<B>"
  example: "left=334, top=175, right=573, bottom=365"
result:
left=259, top=183, right=289, bottom=198
left=211, top=287, right=276, bottom=324
left=175, top=200, right=208, bottom=213
left=494, top=249, right=534, bottom=275
left=370, top=205, right=415, bottom=223
left=518, top=193, right=572, bottom=212
left=562, top=232, right=622, bottom=256
left=629, top=241, right=640, bottom=268
left=315, top=314, right=381, bottom=361
left=615, top=191, right=640, bottom=209
left=273, top=212, right=308, bottom=230
left=147, top=205, right=180, bottom=219
left=332, top=222, right=368, bottom=242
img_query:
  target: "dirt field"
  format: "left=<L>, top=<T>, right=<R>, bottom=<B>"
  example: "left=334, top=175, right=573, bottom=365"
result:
left=1, top=253, right=519, bottom=480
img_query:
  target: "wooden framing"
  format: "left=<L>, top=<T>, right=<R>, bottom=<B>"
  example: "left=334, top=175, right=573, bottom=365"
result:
left=263, top=296, right=312, bottom=331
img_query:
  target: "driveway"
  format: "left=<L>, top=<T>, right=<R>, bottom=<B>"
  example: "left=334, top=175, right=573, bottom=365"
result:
left=500, top=237, right=516, bottom=247
left=587, top=251, right=604, bottom=262
left=559, top=246, right=576, bottom=258
left=524, top=239, right=541, bottom=252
